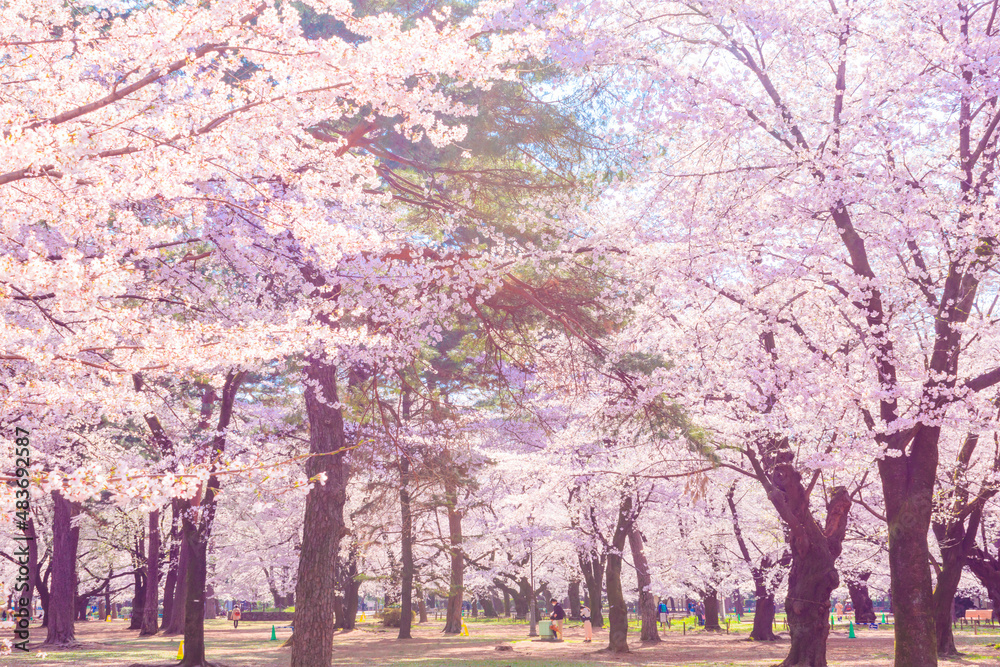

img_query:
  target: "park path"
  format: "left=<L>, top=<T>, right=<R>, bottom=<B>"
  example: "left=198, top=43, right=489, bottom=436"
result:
left=1, top=618, right=998, bottom=666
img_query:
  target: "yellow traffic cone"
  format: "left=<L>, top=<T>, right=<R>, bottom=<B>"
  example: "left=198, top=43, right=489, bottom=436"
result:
left=460, top=622, right=469, bottom=637
left=360, top=612, right=366, bottom=622
left=106, top=615, right=111, bottom=622
left=176, top=640, right=184, bottom=660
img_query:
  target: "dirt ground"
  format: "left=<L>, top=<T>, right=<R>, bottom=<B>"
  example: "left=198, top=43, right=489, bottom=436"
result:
left=2, top=618, right=999, bottom=666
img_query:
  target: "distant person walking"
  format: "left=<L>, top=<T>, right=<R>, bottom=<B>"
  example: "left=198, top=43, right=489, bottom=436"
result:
left=581, top=604, right=593, bottom=642
left=549, top=598, right=565, bottom=640
left=232, top=606, right=241, bottom=629
left=658, top=600, right=668, bottom=627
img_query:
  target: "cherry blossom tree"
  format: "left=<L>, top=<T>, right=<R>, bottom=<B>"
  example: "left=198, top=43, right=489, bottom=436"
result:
left=547, top=1, right=1000, bottom=664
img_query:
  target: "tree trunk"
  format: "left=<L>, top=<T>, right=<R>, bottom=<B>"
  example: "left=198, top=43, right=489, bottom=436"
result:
left=627, top=525, right=659, bottom=642
left=332, top=591, right=345, bottom=630
left=726, top=485, right=784, bottom=640
left=399, top=453, right=413, bottom=640
left=129, top=568, right=146, bottom=630
left=417, top=588, right=428, bottom=623
left=503, top=588, right=510, bottom=617
left=38, top=562, right=50, bottom=627
left=163, top=501, right=191, bottom=635
left=753, top=592, right=779, bottom=640
left=180, top=371, right=243, bottom=667
left=502, top=578, right=530, bottom=620
left=931, top=431, right=995, bottom=658
left=24, top=518, right=39, bottom=620
left=342, top=552, right=360, bottom=630
left=161, top=526, right=180, bottom=631
left=776, top=481, right=851, bottom=667
left=291, top=357, right=351, bottom=667
left=43, top=491, right=80, bottom=647
left=568, top=580, right=581, bottom=620
left=703, top=590, right=721, bottom=631
left=606, top=494, right=633, bottom=653
left=580, top=550, right=605, bottom=629
left=968, top=546, right=1000, bottom=614
left=179, top=508, right=210, bottom=666
left=878, top=426, right=939, bottom=667
left=442, top=478, right=464, bottom=634
left=481, top=595, right=497, bottom=618
left=847, top=574, right=877, bottom=625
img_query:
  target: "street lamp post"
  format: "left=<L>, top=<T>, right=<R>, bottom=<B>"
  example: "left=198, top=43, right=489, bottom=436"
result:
left=528, top=538, right=537, bottom=636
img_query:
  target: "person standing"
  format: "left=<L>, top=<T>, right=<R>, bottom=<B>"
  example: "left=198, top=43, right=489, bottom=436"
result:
left=658, top=600, right=668, bottom=627
left=549, top=598, right=565, bottom=640
left=232, top=606, right=242, bottom=629
left=581, top=603, right=593, bottom=642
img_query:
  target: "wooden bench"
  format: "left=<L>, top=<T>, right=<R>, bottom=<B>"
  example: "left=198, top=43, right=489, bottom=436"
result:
left=965, top=609, right=994, bottom=621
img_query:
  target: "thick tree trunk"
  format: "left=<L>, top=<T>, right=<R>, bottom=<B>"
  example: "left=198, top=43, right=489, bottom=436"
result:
left=500, top=578, right=530, bottom=620
left=776, top=484, right=851, bottom=667
left=703, top=590, right=721, bottom=631
left=878, top=425, right=939, bottom=667
left=846, top=574, right=876, bottom=625
left=291, top=358, right=351, bottom=667
left=628, top=525, right=659, bottom=642
left=606, top=495, right=633, bottom=653
left=179, top=509, right=210, bottom=666
left=568, top=580, right=581, bottom=620
left=399, top=454, right=413, bottom=640
left=43, top=491, right=79, bottom=647
left=753, top=593, right=779, bottom=640
left=745, top=427, right=852, bottom=667
left=481, top=594, right=497, bottom=618
left=580, top=551, right=605, bottom=629
left=163, top=502, right=191, bottom=635
left=442, top=479, right=464, bottom=634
